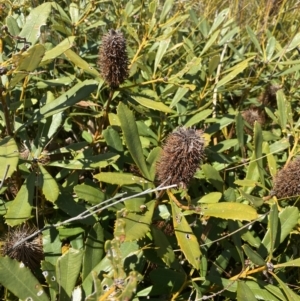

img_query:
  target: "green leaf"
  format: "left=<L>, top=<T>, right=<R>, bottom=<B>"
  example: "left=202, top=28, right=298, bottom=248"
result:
left=235, top=179, right=257, bottom=187
left=103, top=126, right=124, bottom=153
left=171, top=201, right=201, bottom=269
left=0, top=257, right=48, bottom=301
left=43, top=227, right=61, bottom=266
left=48, top=112, right=63, bottom=140
left=38, top=165, right=60, bottom=203
left=154, top=34, right=171, bottom=75
left=247, top=280, right=284, bottom=301
left=55, top=191, right=96, bottom=225
left=239, top=189, right=264, bottom=207
left=237, top=281, right=257, bottom=301
left=216, top=57, right=254, bottom=89
left=209, top=8, right=229, bottom=34
left=276, top=90, right=288, bottom=131
left=64, top=49, right=100, bottom=77
left=211, top=139, right=239, bottom=153
left=170, top=57, right=202, bottom=79
left=262, top=207, right=299, bottom=255
left=41, top=261, right=58, bottom=299
left=151, top=226, right=181, bottom=270
left=39, top=79, right=98, bottom=119
left=42, top=36, right=76, bottom=63
left=6, top=15, right=20, bottom=36
left=82, top=223, right=104, bottom=280
left=198, top=192, right=222, bottom=203
left=159, top=0, right=174, bottom=22
left=208, top=55, right=220, bottom=76
left=202, top=164, right=224, bottom=192
left=9, top=44, right=45, bottom=88
left=18, top=2, right=52, bottom=46
left=184, top=109, right=212, bottom=127
left=117, top=102, right=151, bottom=180
left=131, top=95, right=174, bottom=113
left=69, top=3, right=79, bottom=23
left=200, top=30, right=220, bottom=56
left=5, top=172, right=35, bottom=226
left=276, top=257, right=300, bottom=268
left=253, top=122, right=265, bottom=187
left=264, top=142, right=277, bottom=178
left=170, top=87, right=189, bottom=108
left=274, top=32, right=300, bottom=60
left=74, top=184, right=105, bottom=205
left=243, top=244, right=265, bottom=266
left=229, top=221, right=244, bottom=267
left=269, top=203, right=279, bottom=257
left=146, top=147, right=161, bottom=182
left=84, top=271, right=103, bottom=300
left=121, top=200, right=155, bottom=241
left=269, top=271, right=300, bottom=301
left=48, top=153, right=119, bottom=170
left=149, top=268, right=186, bottom=295
left=0, top=136, right=19, bottom=180
left=236, top=112, right=245, bottom=150
left=269, top=138, right=290, bottom=154
left=56, top=248, right=83, bottom=301
left=244, top=153, right=259, bottom=194
left=246, top=26, right=262, bottom=53
left=266, top=36, right=276, bottom=61
left=94, top=172, right=149, bottom=186
left=201, top=202, right=258, bottom=221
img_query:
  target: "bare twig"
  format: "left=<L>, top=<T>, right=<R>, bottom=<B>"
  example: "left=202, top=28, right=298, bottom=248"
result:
left=212, top=43, right=228, bottom=145
left=11, top=183, right=177, bottom=250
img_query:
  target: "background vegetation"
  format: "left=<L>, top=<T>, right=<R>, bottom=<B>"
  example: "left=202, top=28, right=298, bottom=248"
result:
left=0, top=0, right=300, bottom=300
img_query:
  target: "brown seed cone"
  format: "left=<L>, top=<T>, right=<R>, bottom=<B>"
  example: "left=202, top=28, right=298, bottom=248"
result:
left=1, top=224, right=43, bottom=271
left=156, top=127, right=205, bottom=188
left=98, top=29, right=129, bottom=88
left=271, top=158, right=300, bottom=199
left=242, top=107, right=265, bottom=134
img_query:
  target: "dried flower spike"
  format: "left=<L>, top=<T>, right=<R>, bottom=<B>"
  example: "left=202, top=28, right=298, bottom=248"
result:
left=271, top=158, right=300, bottom=199
left=156, top=127, right=205, bottom=188
left=1, top=224, right=43, bottom=271
left=242, top=107, right=265, bottom=133
left=98, top=29, right=129, bottom=88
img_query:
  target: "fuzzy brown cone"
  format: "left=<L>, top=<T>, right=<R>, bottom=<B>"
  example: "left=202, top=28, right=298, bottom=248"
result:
left=242, top=108, right=266, bottom=130
left=156, top=127, right=205, bottom=188
left=271, top=158, right=300, bottom=199
left=98, top=29, right=129, bottom=88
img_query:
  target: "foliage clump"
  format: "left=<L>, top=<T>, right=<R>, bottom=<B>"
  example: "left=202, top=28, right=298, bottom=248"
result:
left=156, top=127, right=205, bottom=188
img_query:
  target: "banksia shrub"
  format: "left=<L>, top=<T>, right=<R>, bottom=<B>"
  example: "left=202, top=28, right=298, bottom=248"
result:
left=271, top=158, right=300, bottom=199
left=1, top=224, right=43, bottom=271
left=98, top=29, right=129, bottom=88
left=156, top=127, right=205, bottom=188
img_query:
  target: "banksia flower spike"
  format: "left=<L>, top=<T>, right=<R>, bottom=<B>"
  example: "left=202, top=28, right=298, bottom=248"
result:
left=1, top=224, right=43, bottom=271
left=156, top=127, right=205, bottom=189
left=98, top=29, right=129, bottom=88
left=242, top=107, right=265, bottom=132
left=271, top=158, right=300, bottom=200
